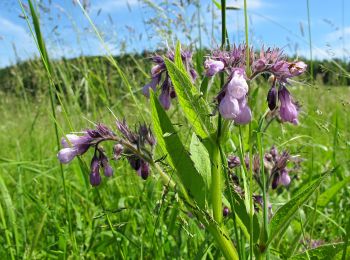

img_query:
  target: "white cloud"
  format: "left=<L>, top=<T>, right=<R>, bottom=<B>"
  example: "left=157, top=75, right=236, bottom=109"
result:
left=0, top=17, right=28, bottom=36
left=0, top=18, right=37, bottom=67
left=91, top=0, right=139, bottom=12
left=325, top=26, right=350, bottom=42
left=227, top=0, right=266, bottom=10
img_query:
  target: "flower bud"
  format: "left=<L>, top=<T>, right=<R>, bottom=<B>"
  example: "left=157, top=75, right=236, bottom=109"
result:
left=272, top=173, right=279, bottom=190
left=279, top=86, right=299, bottom=125
left=90, top=156, right=101, bottom=186
left=139, top=160, right=150, bottom=180
left=128, top=154, right=141, bottom=171
left=252, top=59, right=266, bottom=72
left=227, top=155, right=240, bottom=169
left=223, top=206, right=230, bottom=217
left=113, top=144, right=124, bottom=160
left=267, top=86, right=277, bottom=110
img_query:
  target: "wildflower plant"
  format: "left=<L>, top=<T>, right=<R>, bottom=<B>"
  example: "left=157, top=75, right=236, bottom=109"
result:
left=55, top=5, right=334, bottom=260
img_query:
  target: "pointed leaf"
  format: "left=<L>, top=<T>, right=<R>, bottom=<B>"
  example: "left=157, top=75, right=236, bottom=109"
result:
left=164, top=47, right=214, bottom=139
left=150, top=91, right=206, bottom=208
left=267, top=172, right=329, bottom=246
left=190, top=133, right=211, bottom=198
left=290, top=243, right=347, bottom=260
left=317, top=176, right=350, bottom=207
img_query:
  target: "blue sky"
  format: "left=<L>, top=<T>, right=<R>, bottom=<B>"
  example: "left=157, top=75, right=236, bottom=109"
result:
left=0, top=0, right=349, bottom=68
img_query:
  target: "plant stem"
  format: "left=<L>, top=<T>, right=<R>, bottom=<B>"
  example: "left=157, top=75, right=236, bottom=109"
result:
left=212, top=141, right=223, bottom=224
left=207, top=224, right=239, bottom=260
left=243, top=1, right=254, bottom=258
left=257, top=132, right=270, bottom=259
left=221, top=0, right=226, bottom=48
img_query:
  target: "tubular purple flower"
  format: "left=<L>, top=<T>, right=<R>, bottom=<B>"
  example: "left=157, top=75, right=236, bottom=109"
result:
left=138, top=160, right=150, bottom=180
left=226, top=70, right=248, bottom=99
left=219, top=94, right=240, bottom=119
left=128, top=154, right=141, bottom=171
left=142, top=75, right=160, bottom=98
left=100, top=154, right=113, bottom=177
left=190, top=68, right=198, bottom=81
left=58, top=133, right=92, bottom=163
left=272, top=173, right=279, bottom=189
left=280, top=169, right=291, bottom=186
left=267, top=85, right=277, bottom=110
left=234, top=98, right=252, bottom=125
left=279, top=86, right=299, bottom=125
left=204, top=58, right=225, bottom=77
left=90, top=156, right=101, bottom=186
left=61, top=134, right=92, bottom=154
left=289, top=61, right=307, bottom=77
left=159, top=84, right=171, bottom=110
left=57, top=148, right=78, bottom=164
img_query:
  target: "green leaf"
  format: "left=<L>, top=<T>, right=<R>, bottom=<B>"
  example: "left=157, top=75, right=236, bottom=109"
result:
left=164, top=44, right=214, bottom=139
left=190, top=133, right=211, bottom=193
left=211, top=0, right=221, bottom=9
left=267, top=172, right=329, bottom=246
left=317, top=176, right=350, bottom=207
left=224, top=186, right=260, bottom=243
left=150, top=90, right=207, bottom=208
left=290, top=243, right=346, bottom=260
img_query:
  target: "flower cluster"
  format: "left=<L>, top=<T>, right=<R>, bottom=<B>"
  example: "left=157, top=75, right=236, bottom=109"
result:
left=57, top=120, right=156, bottom=186
left=116, top=120, right=156, bottom=180
left=227, top=146, right=301, bottom=191
left=204, top=44, right=307, bottom=125
left=142, top=49, right=197, bottom=110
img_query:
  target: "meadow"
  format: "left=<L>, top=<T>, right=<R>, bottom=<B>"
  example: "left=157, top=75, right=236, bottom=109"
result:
left=0, top=1, right=350, bottom=259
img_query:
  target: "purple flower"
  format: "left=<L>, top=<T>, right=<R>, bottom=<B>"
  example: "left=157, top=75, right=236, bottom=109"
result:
left=219, top=94, right=240, bottom=120
left=142, top=47, right=197, bottom=110
left=57, top=134, right=92, bottom=164
left=289, top=61, right=307, bottom=77
left=234, top=98, right=252, bottom=125
left=159, top=82, right=171, bottom=110
left=90, top=156, right=101, bottom=186
left=252, top=59, right=266, bottom=73
left=100, top=154, right=113, bottom=177
left=223, top=206, right=230, bottom=217
left=271, top=61, right=307, bottom=82
left=227, top=155, right=241, bottom=169
left=142, top=75, right=160, bottom=98
left=267, top=85, right=277, bottom=110
left=57, top=148, right=78, bottom=164
left=128, top=154, right=141, bottom=171
left=279, top=86, right=299, bottom=125
left=204, top=58, right=225, bottom=76
left=138, top=160, right=150, bottom=180
left=280, top=169, right=291, bottom=186
left=226, top=70, right=249, bottom=99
